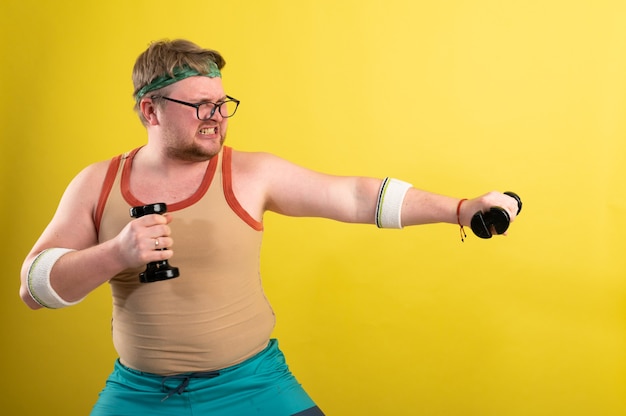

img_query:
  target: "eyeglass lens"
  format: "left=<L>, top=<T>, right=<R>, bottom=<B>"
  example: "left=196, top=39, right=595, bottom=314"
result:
left=199, top=101, right=238, bottom=119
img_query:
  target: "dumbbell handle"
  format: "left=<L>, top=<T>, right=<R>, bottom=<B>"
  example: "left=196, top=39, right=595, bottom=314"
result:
left=129, top=202, right=180, bottom=283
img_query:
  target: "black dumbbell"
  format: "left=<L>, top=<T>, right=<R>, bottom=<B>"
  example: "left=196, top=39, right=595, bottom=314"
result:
left=470, top=192, right=522, bottom=239
left=129, top=202, right=180, bottom=283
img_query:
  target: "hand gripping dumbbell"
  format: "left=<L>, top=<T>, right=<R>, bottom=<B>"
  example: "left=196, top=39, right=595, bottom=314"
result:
left=470, top=192, right=522, bottom=239
left=129, top=202, right=180, bottom=283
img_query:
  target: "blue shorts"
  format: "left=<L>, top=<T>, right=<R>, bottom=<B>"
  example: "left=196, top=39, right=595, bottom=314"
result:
left=90, top=339, right=324, bottom=416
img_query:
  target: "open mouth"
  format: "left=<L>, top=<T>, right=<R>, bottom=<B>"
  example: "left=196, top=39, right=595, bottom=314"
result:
left=199, top=127, right=217, bottom=135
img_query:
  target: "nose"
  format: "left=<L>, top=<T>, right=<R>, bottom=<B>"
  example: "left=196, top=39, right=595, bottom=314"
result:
left=208, top=105, right=219, bottom=120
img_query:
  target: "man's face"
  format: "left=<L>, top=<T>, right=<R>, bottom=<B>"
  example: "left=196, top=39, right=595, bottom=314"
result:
left=156, top=76, right=229, bottom=162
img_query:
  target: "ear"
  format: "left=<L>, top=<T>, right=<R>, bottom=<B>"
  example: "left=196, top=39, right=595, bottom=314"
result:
left=140, top=98, right=160, bottom=125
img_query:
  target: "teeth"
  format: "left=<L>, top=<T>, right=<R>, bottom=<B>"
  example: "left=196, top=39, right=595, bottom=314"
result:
left=200, top=127, right=216, bottom=135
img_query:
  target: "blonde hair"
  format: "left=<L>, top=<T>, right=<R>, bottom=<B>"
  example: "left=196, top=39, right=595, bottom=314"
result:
left=132, top=39, right=226, bottom=119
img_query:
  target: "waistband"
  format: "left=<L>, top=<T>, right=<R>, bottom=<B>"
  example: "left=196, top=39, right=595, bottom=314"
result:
left=116, top=339, right=278, bottom=402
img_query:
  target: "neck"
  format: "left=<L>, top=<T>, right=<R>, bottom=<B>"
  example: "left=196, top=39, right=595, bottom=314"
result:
left=135, top=144, right=216, bottom=175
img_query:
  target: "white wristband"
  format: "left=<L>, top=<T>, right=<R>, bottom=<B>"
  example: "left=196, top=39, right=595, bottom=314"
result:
left=27, top=248, right=81, bottom=309
left=375, top=177, right=412, bottom=228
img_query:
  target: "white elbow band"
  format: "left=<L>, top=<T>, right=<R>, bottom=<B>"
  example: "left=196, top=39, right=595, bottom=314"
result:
left=375, top=177, right=412, bottom=228
left=27, top=248, right=80, bottom=309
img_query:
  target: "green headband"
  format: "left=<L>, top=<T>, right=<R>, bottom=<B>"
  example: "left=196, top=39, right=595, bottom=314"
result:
left=134, top=61, right=221, bottom=102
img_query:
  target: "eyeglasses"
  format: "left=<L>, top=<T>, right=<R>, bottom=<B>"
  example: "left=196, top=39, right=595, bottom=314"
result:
left=151, top=95, right=240, bottom=120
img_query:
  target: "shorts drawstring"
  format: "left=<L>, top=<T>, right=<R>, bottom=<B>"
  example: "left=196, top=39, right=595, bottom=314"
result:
left=161, top=371, right=221, bottom=402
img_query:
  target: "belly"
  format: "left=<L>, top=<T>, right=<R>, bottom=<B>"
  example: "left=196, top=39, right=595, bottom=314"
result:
left=110, top=268, right=276, bottom=375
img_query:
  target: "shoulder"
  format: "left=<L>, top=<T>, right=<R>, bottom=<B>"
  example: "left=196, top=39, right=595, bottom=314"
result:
left=69, top=158, right=115, bottom=191
left=230, top=149, right=298, bottom=176
left=229, top=148, right=333, bottom=198
left=61, top=152, right=127, bottom=208
left=230, top=148, right=276, bottom=164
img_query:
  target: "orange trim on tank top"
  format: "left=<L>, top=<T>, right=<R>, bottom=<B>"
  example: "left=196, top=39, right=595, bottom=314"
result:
left=120, top=147, right=218, bottom=212
left=94, top=153, right=123, bottom=235
left=222, top=147, right=264, bottom=231
left=95, top=146, right=263, bottom=234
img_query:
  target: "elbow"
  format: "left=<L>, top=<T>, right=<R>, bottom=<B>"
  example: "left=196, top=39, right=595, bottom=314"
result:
left=20, top=257, right=42, bottom=310
left=19, top=286, right=43, bottom=310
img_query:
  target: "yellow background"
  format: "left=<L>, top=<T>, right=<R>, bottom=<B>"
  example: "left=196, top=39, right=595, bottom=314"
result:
left=2, top=1, right=625, bottom=415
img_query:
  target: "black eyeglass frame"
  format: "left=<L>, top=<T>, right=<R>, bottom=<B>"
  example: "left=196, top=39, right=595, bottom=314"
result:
left=151, top=95, right=240, bottom=120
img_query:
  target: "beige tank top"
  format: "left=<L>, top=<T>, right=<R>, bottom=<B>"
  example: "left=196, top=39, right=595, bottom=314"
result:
left=95, top=146, right=275, bottom=375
